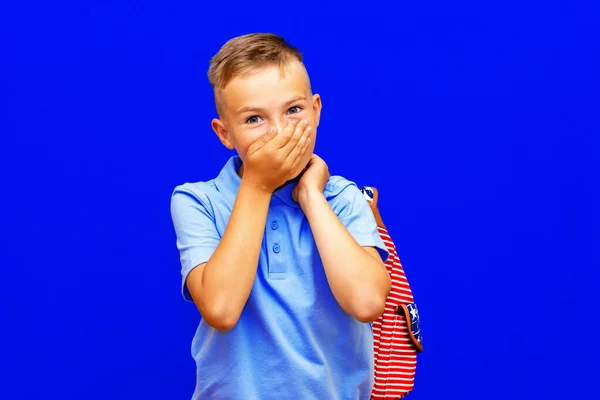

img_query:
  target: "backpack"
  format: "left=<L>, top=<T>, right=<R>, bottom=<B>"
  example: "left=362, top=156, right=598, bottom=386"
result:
left=359, top=186, right=423, bottom=399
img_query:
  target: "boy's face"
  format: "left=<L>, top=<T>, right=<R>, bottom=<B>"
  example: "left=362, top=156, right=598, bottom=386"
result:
left=211, top=60, right=322, bottom=164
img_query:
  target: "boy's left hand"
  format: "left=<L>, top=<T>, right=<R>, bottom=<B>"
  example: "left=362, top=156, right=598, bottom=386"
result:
left=292, top=154, right=329, bottom=204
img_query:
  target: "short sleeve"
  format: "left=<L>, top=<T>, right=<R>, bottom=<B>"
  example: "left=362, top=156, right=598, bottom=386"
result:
left=329, top=181, right=389, bottom=263
left=170, top=187, right=221, bottom=301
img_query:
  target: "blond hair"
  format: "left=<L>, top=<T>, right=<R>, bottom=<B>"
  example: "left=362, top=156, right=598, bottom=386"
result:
left=208, top=33, right=303, bottom=90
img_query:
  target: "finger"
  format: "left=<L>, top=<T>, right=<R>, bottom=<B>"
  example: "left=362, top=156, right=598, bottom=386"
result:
left=289, top=128, right=312, bottom=172
left=246, top=128, right=276, bottom=156
left=295, top=127, right=312, bottom=161
left=297, top=153, right=318, bottom=173
left=294, top=135, right=311, bottom=167
left=273, top=121, right=297, bottom=149
left=283, top=120, right=310, bottom=156
left=262, top=127, right=277, bottom=142
left=294, top=124, right=312, bottom=158
left=309, top=153, right=318, bottom=161
left=308, top=153, right=321, bottom=165
left=281, top=119, right=308, bottom=152
left=310, top=154, right=330, bottom=178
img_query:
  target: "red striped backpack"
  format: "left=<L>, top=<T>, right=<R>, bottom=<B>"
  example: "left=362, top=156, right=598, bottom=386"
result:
left=359, top=186, right=423, bottom=399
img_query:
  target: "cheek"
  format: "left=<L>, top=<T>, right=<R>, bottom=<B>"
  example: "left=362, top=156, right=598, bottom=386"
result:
left=306, top=110, right=319, bottom=130
left=235, top=130, right=266, bottom=161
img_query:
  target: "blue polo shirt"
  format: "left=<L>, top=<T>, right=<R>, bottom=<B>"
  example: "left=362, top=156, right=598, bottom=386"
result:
left=170, top=155, right=389, bottom=400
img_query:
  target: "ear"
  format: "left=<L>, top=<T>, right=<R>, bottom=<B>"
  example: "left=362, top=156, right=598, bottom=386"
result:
left=211, top=118, right=234, bottom=150
left=312, top=94, right=322, bottom=127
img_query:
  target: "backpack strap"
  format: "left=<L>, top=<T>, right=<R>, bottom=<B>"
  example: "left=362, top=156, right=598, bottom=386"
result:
left=359, top=186, right=386, bottom=230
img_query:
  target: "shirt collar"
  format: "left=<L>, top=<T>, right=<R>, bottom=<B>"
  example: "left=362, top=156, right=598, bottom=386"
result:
left=215, top=155, right=301, bottom=208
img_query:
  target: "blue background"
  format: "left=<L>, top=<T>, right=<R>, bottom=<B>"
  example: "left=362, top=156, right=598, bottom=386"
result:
left=1, top=1, right=599, bottom=399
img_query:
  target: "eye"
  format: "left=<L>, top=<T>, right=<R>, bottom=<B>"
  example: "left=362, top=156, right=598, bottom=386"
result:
left=246, top=115, right=262, bottom=124
left=288, top=106, right=302, bottom=115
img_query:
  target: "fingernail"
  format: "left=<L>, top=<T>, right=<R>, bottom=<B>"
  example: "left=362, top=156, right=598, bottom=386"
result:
left=301, top=119, right=308, bottom=125
left=306, top=126, right=312, bottom=132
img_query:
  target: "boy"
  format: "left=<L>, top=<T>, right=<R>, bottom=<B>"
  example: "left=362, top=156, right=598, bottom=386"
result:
left=170, top=33, right=391, bottom=399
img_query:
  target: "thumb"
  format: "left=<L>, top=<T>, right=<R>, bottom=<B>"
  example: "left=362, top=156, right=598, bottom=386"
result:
left=247, top=128, right=277, bottom=155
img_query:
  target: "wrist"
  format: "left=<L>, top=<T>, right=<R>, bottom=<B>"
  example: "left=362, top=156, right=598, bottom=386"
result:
left=239, top=177, right=274, bottom=199
left=297, top=185, right=325, bottom=209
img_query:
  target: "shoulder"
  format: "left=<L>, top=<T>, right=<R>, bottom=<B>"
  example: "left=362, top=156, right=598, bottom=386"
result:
left=323, top=175, right=372, bottom=216
left=170, top=179, right=219, bottom=215
left=172, top=179, right=217, bottom=200
left=324, top=175, right=363, bottom=200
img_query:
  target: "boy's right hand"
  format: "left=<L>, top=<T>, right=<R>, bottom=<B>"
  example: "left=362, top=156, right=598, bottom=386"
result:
left=242, top=120, right=313, bottom=193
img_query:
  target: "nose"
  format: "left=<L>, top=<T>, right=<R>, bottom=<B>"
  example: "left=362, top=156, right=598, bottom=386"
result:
left=271, top=115, right=302, bottom=134
left=272, top=118, right=286, bottom=135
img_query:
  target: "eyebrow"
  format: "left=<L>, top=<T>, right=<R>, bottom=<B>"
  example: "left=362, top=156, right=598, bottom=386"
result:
left=235, top=95, right=308, bottom=114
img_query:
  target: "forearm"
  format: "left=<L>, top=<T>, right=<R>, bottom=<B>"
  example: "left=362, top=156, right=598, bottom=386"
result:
left=299, top=189, right=391, bottom=322
left=200, top=180, right=271, bottom=328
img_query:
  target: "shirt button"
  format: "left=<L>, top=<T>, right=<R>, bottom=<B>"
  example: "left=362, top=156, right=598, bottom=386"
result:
left=271, top=221, right=278, bottom=230
left=273, top=243, right=280, bottom=253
